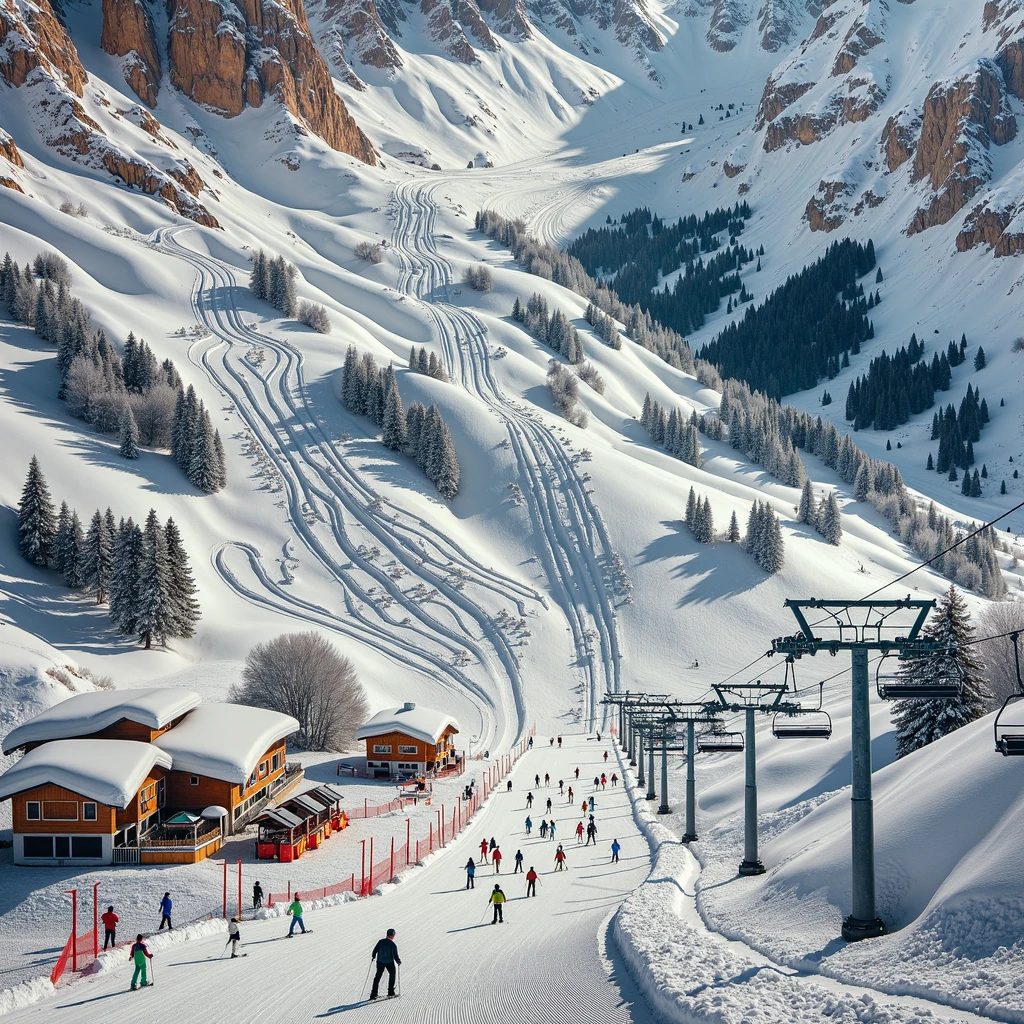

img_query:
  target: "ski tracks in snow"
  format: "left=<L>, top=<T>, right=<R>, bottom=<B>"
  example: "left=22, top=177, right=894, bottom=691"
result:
left=154, top=227, right=540, bottom=748
left=388, top=180, right=622, bottom=729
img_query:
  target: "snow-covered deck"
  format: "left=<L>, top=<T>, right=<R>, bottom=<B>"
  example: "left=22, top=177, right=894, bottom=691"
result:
left=1, top=688, right=201, bottom=754
left=152, top=704, right=299, bottom=785
left=0, top=739, right=173, bottom=808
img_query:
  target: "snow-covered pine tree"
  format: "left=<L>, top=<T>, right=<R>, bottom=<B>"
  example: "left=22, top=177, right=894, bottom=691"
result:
left=18, top=456, right=57, bottom=567
left=119, top=403, right=140, bottom=459
left=818, top=491, right=842, bottom=545
left=640, top=393, right=652, bottom=430
left=64, top=511, right=85, bottom=588
left=891, top=585, right=988, bottom=757
left=405, top=402, right=425, bottom=462
left=423, top=404, right=445, bottom=481
left=82, top=508, right=114, bottom=603
left=51, top=501, right=73, bottom=576
left=187, top=407, right=221, bottom=493
left=728, top=510, right=740, bottom=542
left=381, top=368, right=407, bottom=452
left=212, top=429, right=227, bottom=490
left=136, top=509, right=170, bottom=649
left=408, top=346, right=417, bottom=369
left=110, top=519, right=143, bottom=636
left=433, top=422, right=460, bottom=499
left=745, top=501, right=762, bottom=560
left=685, top=486, right=697, bottom=528
left=798, top=479, right=817, bottom=525
left=760, top=504, right=785, bottom=573
left=853, top=460, right=874, bottom=501
left=249, top=250, right=268, bottom=300
left=417, top=348, right=430, bottom=376
left=164, top=517, right=200, bottom=638
left=341, top=346, right=361, bottom=411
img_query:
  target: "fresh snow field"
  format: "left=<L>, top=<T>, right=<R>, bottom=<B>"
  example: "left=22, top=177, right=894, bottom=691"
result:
left=1, top=0, right=1024, bottom=1019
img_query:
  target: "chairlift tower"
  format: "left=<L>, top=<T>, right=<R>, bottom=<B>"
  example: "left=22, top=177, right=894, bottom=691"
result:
left=772, top=597, right=940, bottom=942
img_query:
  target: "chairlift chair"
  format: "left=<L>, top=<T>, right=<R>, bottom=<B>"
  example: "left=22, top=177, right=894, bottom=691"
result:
left=697, top=730, right=743, bottom=753
left=772, top=710, right=832, bottom=740
left=875, top=651, right=963, bottom=701
left=993, top=632, right=1024, bottom=756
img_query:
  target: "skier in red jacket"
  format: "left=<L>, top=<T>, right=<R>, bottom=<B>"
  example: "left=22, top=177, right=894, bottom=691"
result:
left=101, top=906, right=119, bottom=950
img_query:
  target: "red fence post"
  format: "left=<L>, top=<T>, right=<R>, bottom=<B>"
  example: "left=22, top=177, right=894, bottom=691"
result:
left=457, top=796, right=461, bottom=828
left=360, top=840, right=366, bottom=896
left=390, top=837, right=395, bottom=882
left=364, top=798, right=368, bottom=817
left=429, top=822, right=433, bottom=852
left=64, top=890, right=77, bottom=973
left=369, top=837, right=374, bottom=892
left=222, top=862, right=228, bottom=919
left=237, top=860, right=243, bottom=920
left=406, top=819, right=411, bottom=866
left=92, top=882, right=99, bottom=959
left=287, top=880, right=291, bottom=902
left=441, top=805, right=445, bottom=845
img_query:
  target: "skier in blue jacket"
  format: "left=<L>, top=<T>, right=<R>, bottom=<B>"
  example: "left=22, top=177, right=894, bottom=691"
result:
left=158, top=892, right=172, bottom=930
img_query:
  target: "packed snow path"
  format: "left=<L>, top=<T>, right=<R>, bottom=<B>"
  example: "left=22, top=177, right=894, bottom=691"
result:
left=389, top=180, right=622, bottom=730
left=9, top=738, right=654, bottom=1023
left=153, top=226, right=543, bottom=751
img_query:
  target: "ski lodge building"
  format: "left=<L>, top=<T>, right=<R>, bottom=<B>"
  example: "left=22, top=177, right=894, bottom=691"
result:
left=356, top=702, right=461, bottom=779
left=0, top=689, right=304, bottom=866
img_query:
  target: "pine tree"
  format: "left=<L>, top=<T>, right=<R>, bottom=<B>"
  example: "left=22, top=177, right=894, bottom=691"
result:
left=212, top=429, right=227, bottom=490
left=926, top=452, right=934, bottom=470
left=119, top=404, right=140, bottom=459
left=164, top=517, right=200, bottom=638
left=891, top=585, right=988, bottom=757
left=249, top=250, right=268, bottom=300
left=381, top=368, right=407, bottom=452
left=341, top=346, right=361, bottom=411
left=797, top=479, right=817, bottom=525
left=136, top=510, right=170, bottom=649
left=728, top=510, right=740, bottom=542
left=974, top=346, right=986, bottom=371
left=685, top=487, right=697, bottom=528
left=188, top=407, right=221, bottom=493
left=433, top=422, right=461, bottom=500
left=51, top=501, right=73, bottom=577
left=82, top=508, right=114, bottom=603
left=818, top=492, right=842, bottom=545
left=18, top=457, right=57, bottom=567
left=62, top=511, right=85, bottom=588
left=110, top=519, right=143, bottom=636
left=698, top=497, right=714, bottom=543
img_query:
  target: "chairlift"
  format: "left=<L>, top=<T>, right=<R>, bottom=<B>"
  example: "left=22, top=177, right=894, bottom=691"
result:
left=772, top=677, right=833, bottom=740
left=875, top=650, right=963, bottom=701
left=994, top=632, right=1024, bottom=756
left=697, top=729, right=744, bottom=753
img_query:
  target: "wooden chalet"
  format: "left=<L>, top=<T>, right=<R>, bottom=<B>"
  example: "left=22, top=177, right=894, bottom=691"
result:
left=356, top=702, right=461, bottom=779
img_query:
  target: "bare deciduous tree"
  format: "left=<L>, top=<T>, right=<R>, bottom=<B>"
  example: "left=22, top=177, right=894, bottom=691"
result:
left=130, top=384, right=178, bottom=447
left=298, top=301, right=331, bottom=334
left=462, top=265, right=493, bottom=292
left=355, top=241, right=383, bottom=265
left=229, top=632, right=368, bottom=750
left=979, top=602, right=1024, bottom=706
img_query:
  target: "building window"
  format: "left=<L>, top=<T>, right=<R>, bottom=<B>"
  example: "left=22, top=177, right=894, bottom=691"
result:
left=157, top=778, right=166, bottom=807
left=23, top=836, right=53, bottom=858
left=190, top=776, right=200, bottom=786
left=25, top=801, right=40, bottom=821
left=397, top=762, right=419, bottom=770
left=140, top=785, right=156, bottom=814
left=72, top=836, right=102, bottom=858
left=399, top=745, right=417, bottom=755
left=83, top=803, right=98, bottom=821
left=54, top=836, right=71, bottom=859
left=258, top=760, right=268, bottom=778
left=373, top=744, right=392, bottom=754
left=272, top=752, right=281, bottom=771
left=43, top=801, right=78, bottom=821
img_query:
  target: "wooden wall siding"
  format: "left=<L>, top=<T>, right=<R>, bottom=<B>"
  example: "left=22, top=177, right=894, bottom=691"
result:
left=11, top=783, right=117, bottom=834
left=115, top=769, right=168, bottom=827
left=162, top=741, right=288, bottom=812
left=363, top=728, right=457, bottom=762
left=18, top=715, right=188, bottom=752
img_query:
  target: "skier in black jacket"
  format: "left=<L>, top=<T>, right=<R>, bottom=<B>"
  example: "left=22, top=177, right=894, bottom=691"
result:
left=252, top=881, right=263, bottom=910
left=369, top=929, right=402, bottom=1000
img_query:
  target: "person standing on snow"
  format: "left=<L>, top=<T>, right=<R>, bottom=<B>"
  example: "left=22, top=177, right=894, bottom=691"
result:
left=539, top=820, right=548, bottom=839
left=567, top=786, right=574, bottom=804
left=586, top=822, right=598, bottom=846
left=369, top=928, right=401, bottom=1000
left=600, top=773, right=607, bottom=790
left=593, top=776, right=600, bottom=789
left=465, top=857, right=477, bottom=889
left=544, top=773, right=550, bottom=787
left=580, top=800, right=588, bottom=816
left=575, top=822, right=584, bottom=844
left=535, top=773, right=541, bottom=788
left=489, top=884, right=506, bottom=923
left=611, top=840, right=621, bottom=863
left=158, top=892, right=172, bottom=930
left=507, top=780, right=512, bottom=792
left=611, top=773, right=618, bottom=787
left=554, top=848, right=567, bottom=871
left=557, top=737, right=562, bottom=748
left=550, top=738, right=554, bottom=747
left=514, top=849, right=524, bottom=873
left=286, top=894, right=306, bottom=936
left=526, top=792, right=534, bottom=808
left=525, top=815, right=533, bottom=836
left=526, top=867, right=538, bottom=897
left=129, top=934, right=153, bottom=990
left=101, top=905, right=119, bottom=949
left=545, top=797, right=552, bottom=814
left=228, top=918, right=242, bottom=958
left=574, top=767, right=579, bottom=780
left=549, top=820, right=557, bottom=841
left=558, top=780, right=564, bottom=795
left=492, top=847, right=503, bottom=873
left=479, top=838, right=489, bottom=862
left=589, top=796, right=595, bottom=813
left=253, top=881, right=264, bottom=910
left=603, top=751, right=609, bottom=763
left=489, top=837, right=497, bottom=854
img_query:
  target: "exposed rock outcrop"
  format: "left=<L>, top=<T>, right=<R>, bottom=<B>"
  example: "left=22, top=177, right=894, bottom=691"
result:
left=100, top=0, right=161, bottom=106
left=722, top=160, right=745, bottom=177
left=167, top=0, right=376, bottom=163
left=763, top=76, right=884, bottom=152
left=805, top=178, right=853, bottom=232
left=754, top=77, right=814, bottom=130
left=0, top=128, right=24, bottom=167
left=315, top=0, right=403, bottom=73
left=831, top=10, right=882, bottom=76
left=0, top=0, right=87, bottom=95
left=880, top=110, right=918, bottom=171
left=907, top=61, right=1016, bottom=235
left=758, top=0, right=821, bottom=53
left=707, top=0, right=747, bottom=51
left=956, top=194, right=1024, bottom=255
left=478, top=0, right=531, bottom=37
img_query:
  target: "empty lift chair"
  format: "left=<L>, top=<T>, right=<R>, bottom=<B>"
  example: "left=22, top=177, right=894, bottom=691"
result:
left=875, top=650, right=963, bottom=701
left=772, top=678, right=832, bottom=740
left=697, top=724, right=743, bottom=753
left=994, top=631, right=1024, bottom=756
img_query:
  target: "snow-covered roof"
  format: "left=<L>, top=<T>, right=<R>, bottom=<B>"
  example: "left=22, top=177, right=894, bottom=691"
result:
left=2, top=688, right=201, bottom=754
left=152, top=704, right=299, bottom=785
left=355, top=703, right=460, bottom=745
left=0, top=740, right=172, bottom=808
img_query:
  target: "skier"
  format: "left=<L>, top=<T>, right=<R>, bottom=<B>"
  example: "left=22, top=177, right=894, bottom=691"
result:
left=526, top=791, right=534, bottom=808
left=525, top=815, right=533, bottom=836
left=600, top=773, right=607, bottom=789
left=544, top=773, right=550, bottom=787
left=558, top=780, right=564, bottom=795
left=580, top=800, right=588, bottom=816
left=539, top=820, right=548, bottom=839
left=492, top=847, right=503, bottom=873
left=574, top=767, right=580, bottom=780
left=286, top=894, right=306, bottom=936
left=489, top=884, right=506, bottom=924
left=545, top=797, right=552, bottom=814
left=549, top=819, right=557, bottom=841
left=526, top=866, right=538, bottom=897
left=101, top=905, right=119, bottom=950
left=593, top=776, right=600, bottom=789
left=603, top=751, right=609, bottom=763
left=507, top=780, right=512, bottom=792
left=576, top=821, right=586, bottom=843
left=557, top=736, right=562, bottom=748
left=369, top=929, right=401, bottom=1000
left=586, top=822, right=598, bottom=846
left=514, top=849, right=524, bottom=873
left=129, top=934, right=153, bottom=990
left=611, top=773, right=618, bottom=787
left=535, top=773, right=541, bottom=788
left=489, top=837, right=497, bottom=854
left=567, top=786, right=574, bottom=804
left=528, top=737, right=533, bottom=749
left=479, top=838, right=489, bottom=862
left=252, top=881, right=263, bottom=910
left=554, top=847, right=567, bottom=871
left=464, top=857, right=476, bottom=889
left=550, top=737, right=554, bottom=747
left=228, top=917, right=242, bottom=958
left=611, top=839, right=621, bottom=863
left=589, top=796, right=595, bottom=813
left=158, top=892, right=172, bottom=930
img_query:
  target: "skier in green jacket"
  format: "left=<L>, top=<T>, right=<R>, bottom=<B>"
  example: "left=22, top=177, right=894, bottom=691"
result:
left=287, top=895, right=306, bottom=936
left=129, top=935, right=153, bottom=990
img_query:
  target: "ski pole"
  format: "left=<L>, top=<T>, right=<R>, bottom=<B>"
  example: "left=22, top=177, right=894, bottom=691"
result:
left=150, top=959, right=155, bottom=986
left=359, top=960, right=374, bottom=1002
left=397, top=965, right=401, bottom=997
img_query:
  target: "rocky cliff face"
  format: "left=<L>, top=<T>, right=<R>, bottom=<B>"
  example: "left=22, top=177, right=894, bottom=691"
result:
left=167, top=0, right=376, bottom=162
left=758, top=0, right=820, bottom=53
left=907, top=61, right=1016, bottom=235
left=100, top=0, right=161, bottom=106
left=314, top=0, right=403, bottom=76
left=0, top=0, right=88, bottom=95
